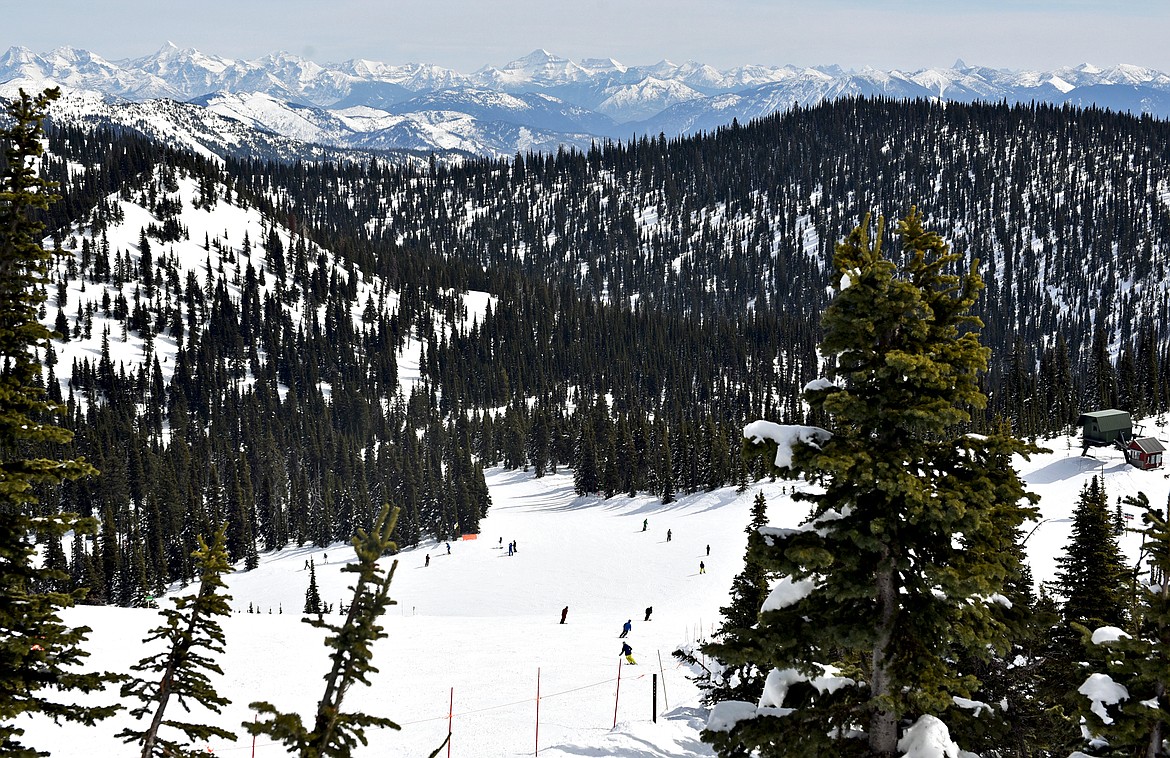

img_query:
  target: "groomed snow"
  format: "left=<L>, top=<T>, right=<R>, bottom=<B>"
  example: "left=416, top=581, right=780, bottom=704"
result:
left=15, top=426, right=1169, bottom=756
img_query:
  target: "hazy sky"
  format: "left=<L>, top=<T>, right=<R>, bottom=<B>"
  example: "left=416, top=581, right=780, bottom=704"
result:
left=6, top=0, right=1169, bottom=72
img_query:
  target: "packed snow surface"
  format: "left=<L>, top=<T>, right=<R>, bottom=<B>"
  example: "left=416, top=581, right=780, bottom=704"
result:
left=17, top=427, right=1169, bottom=756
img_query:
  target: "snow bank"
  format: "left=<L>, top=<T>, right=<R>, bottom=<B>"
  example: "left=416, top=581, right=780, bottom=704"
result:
left=742, top=421, right=832, bottom=470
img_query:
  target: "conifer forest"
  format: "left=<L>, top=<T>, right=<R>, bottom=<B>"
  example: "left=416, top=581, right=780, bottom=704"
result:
left=6, top=90, right=1170, bottom=756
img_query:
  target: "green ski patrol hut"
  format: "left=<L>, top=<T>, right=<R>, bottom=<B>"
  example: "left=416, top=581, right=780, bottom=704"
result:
left=1078, top=409, right=1133, bottom=454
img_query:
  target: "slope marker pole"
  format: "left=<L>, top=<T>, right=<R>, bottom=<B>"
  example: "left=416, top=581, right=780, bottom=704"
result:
left=652, top=673, right=658, bottom=723
left=535, top=667, right=541, bottom=756
left=614, top=658, right=623, bottom=728
left=448, top=686, right=454, bottom=758
left=657, top=649, right=669, bottom=710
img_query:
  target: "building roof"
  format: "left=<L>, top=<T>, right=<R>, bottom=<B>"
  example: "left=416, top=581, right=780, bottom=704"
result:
left=1130, top=436, right=1166, bottom=454
left=1078, top=409, right=1133, bottom=432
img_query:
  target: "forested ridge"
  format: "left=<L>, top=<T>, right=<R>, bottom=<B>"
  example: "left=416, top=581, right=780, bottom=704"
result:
left=227, top=97, right=1170, bottom=428
left=16, top=96, right=1170, bottom=605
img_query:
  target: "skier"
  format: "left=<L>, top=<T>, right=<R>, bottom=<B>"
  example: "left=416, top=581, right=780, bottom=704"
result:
left=508, top=541, right=514, bottom=556
left=619, top=619, right=632, bottom=638
left=498, top=537, right=503, bottom=548
left=644, top=606, right=653, bottom=622
left=642, top=518, right=647, bottom=532
left=706, top=544, right=710, bottom=556
left=425, top=554, right=430, bottom=567
left=446, top=542, right=451, bottom=555
left=621, top=641, right=636, bottom=665
left=699, top=560, right=706, bottom=574
left=560, top=606, right=569, bottom=624
left=666, top=529, right=672, bottom=542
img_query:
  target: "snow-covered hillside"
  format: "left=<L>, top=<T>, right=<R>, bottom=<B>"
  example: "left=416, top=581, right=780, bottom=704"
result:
left=14, top=431, right=1166, bottom=757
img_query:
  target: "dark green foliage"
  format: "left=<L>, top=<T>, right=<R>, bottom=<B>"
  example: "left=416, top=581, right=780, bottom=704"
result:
left=717, top=210, right=1038, bottom=757
left=117, top=525, right=237, bottom=757
left=1074, top=497, right=1170, bottom=756
left=1056, top=477, right=1129, bottom=629
left=0, top=87, right=119, bottom=756
left=248, top=504, right=404, bottom=757
left=304, top=558, right=322, bottom=615
left=696, top=492, right=772, bottom=706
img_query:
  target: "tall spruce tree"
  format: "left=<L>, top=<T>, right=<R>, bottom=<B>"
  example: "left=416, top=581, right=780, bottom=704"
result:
left=1056, top=476, right=1128, bottom=629
left=248, top=504, right=410, bottom=757
left=698, top=491, right=772, bottom=705
left=0, top=88, right=119, bottom=754
left=304, top=558, right=322, bottom=615
left=712, top=210, right=1037, bottom=757
left=118, top=525, right=236, bottom=757
left=1074, top=495, right=1170, bottom=757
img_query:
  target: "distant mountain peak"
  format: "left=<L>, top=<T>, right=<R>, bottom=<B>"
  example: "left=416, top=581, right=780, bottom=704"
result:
left=8, top=43, right=1170, bottom=160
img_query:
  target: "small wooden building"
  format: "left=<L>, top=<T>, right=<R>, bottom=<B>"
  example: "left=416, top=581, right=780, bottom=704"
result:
left=1127, top=437, right=1165, bottom=470
left=1078, top=409, right=1133, bottom=448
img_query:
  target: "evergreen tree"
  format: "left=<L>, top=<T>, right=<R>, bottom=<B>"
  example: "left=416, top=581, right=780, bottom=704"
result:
left=718, top=210, right=1037, bottom=757
left=118, top=526, right=236, bottom=757
left=304, top=558, right=322, bottom=615
left=573, top=420, right=599, bottom=496
left=697, top=491, right=772, bottom=706
left=0, top=88, right=119, bottom=754
left=248, top=504, right=418, bottom=757
left=1056, top=476, right=1128, bottom=629
left=1074, top=495, right=1170, bottom=757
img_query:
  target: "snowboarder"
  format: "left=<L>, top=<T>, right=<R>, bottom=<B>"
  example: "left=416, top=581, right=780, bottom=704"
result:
left=706, top=544, right=710, bottom=556
left=560, top=606, right=568, bottom=624
left=323, top=552, right=328, bottom=563
left=498, top=537, right=503, bottom=548
left=644, top=606, right=653, bottom=621
left=446, top=542, right=451, bottom=555
left=666, top=529, right=671, bottom=542
left=621, top=641, right=636, bottom=665
left=699, top=560, right=706, bottom=574
left=513, top=540, right=518, bottom=552
left=619, top=619, right=632, bottom=638
left=642, top=518, right=647, bottom=532
left=425, top=554, right=430, bottom=567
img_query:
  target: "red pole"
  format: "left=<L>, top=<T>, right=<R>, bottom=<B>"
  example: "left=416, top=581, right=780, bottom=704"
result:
left=535, top=667, right=541, bottom=756
left=448, top=687, right=454, bottom=758
left=613, top=657, right=622, bottom=728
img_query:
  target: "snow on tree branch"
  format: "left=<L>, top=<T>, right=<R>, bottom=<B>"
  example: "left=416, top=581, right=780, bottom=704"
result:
left=742, top=421, right=832, bottom=470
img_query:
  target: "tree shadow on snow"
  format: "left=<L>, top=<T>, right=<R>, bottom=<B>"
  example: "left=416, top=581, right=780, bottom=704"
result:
left=1022, top=455, right=1127, bottom=484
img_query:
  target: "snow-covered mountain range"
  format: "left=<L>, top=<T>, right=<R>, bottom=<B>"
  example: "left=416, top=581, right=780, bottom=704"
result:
left=5, top=43, right=1170, bottom=158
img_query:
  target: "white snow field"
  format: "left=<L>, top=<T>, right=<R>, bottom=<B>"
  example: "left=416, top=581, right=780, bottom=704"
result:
left=16, top=431, right=1168, bottom=757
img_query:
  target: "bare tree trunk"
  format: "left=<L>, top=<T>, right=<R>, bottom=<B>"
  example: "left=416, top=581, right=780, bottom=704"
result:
left=869, top=550, right=899, bottom=757
left=1146, top=703, right=1163, bottom=758
left=139, top=611, right=198, bottom=758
